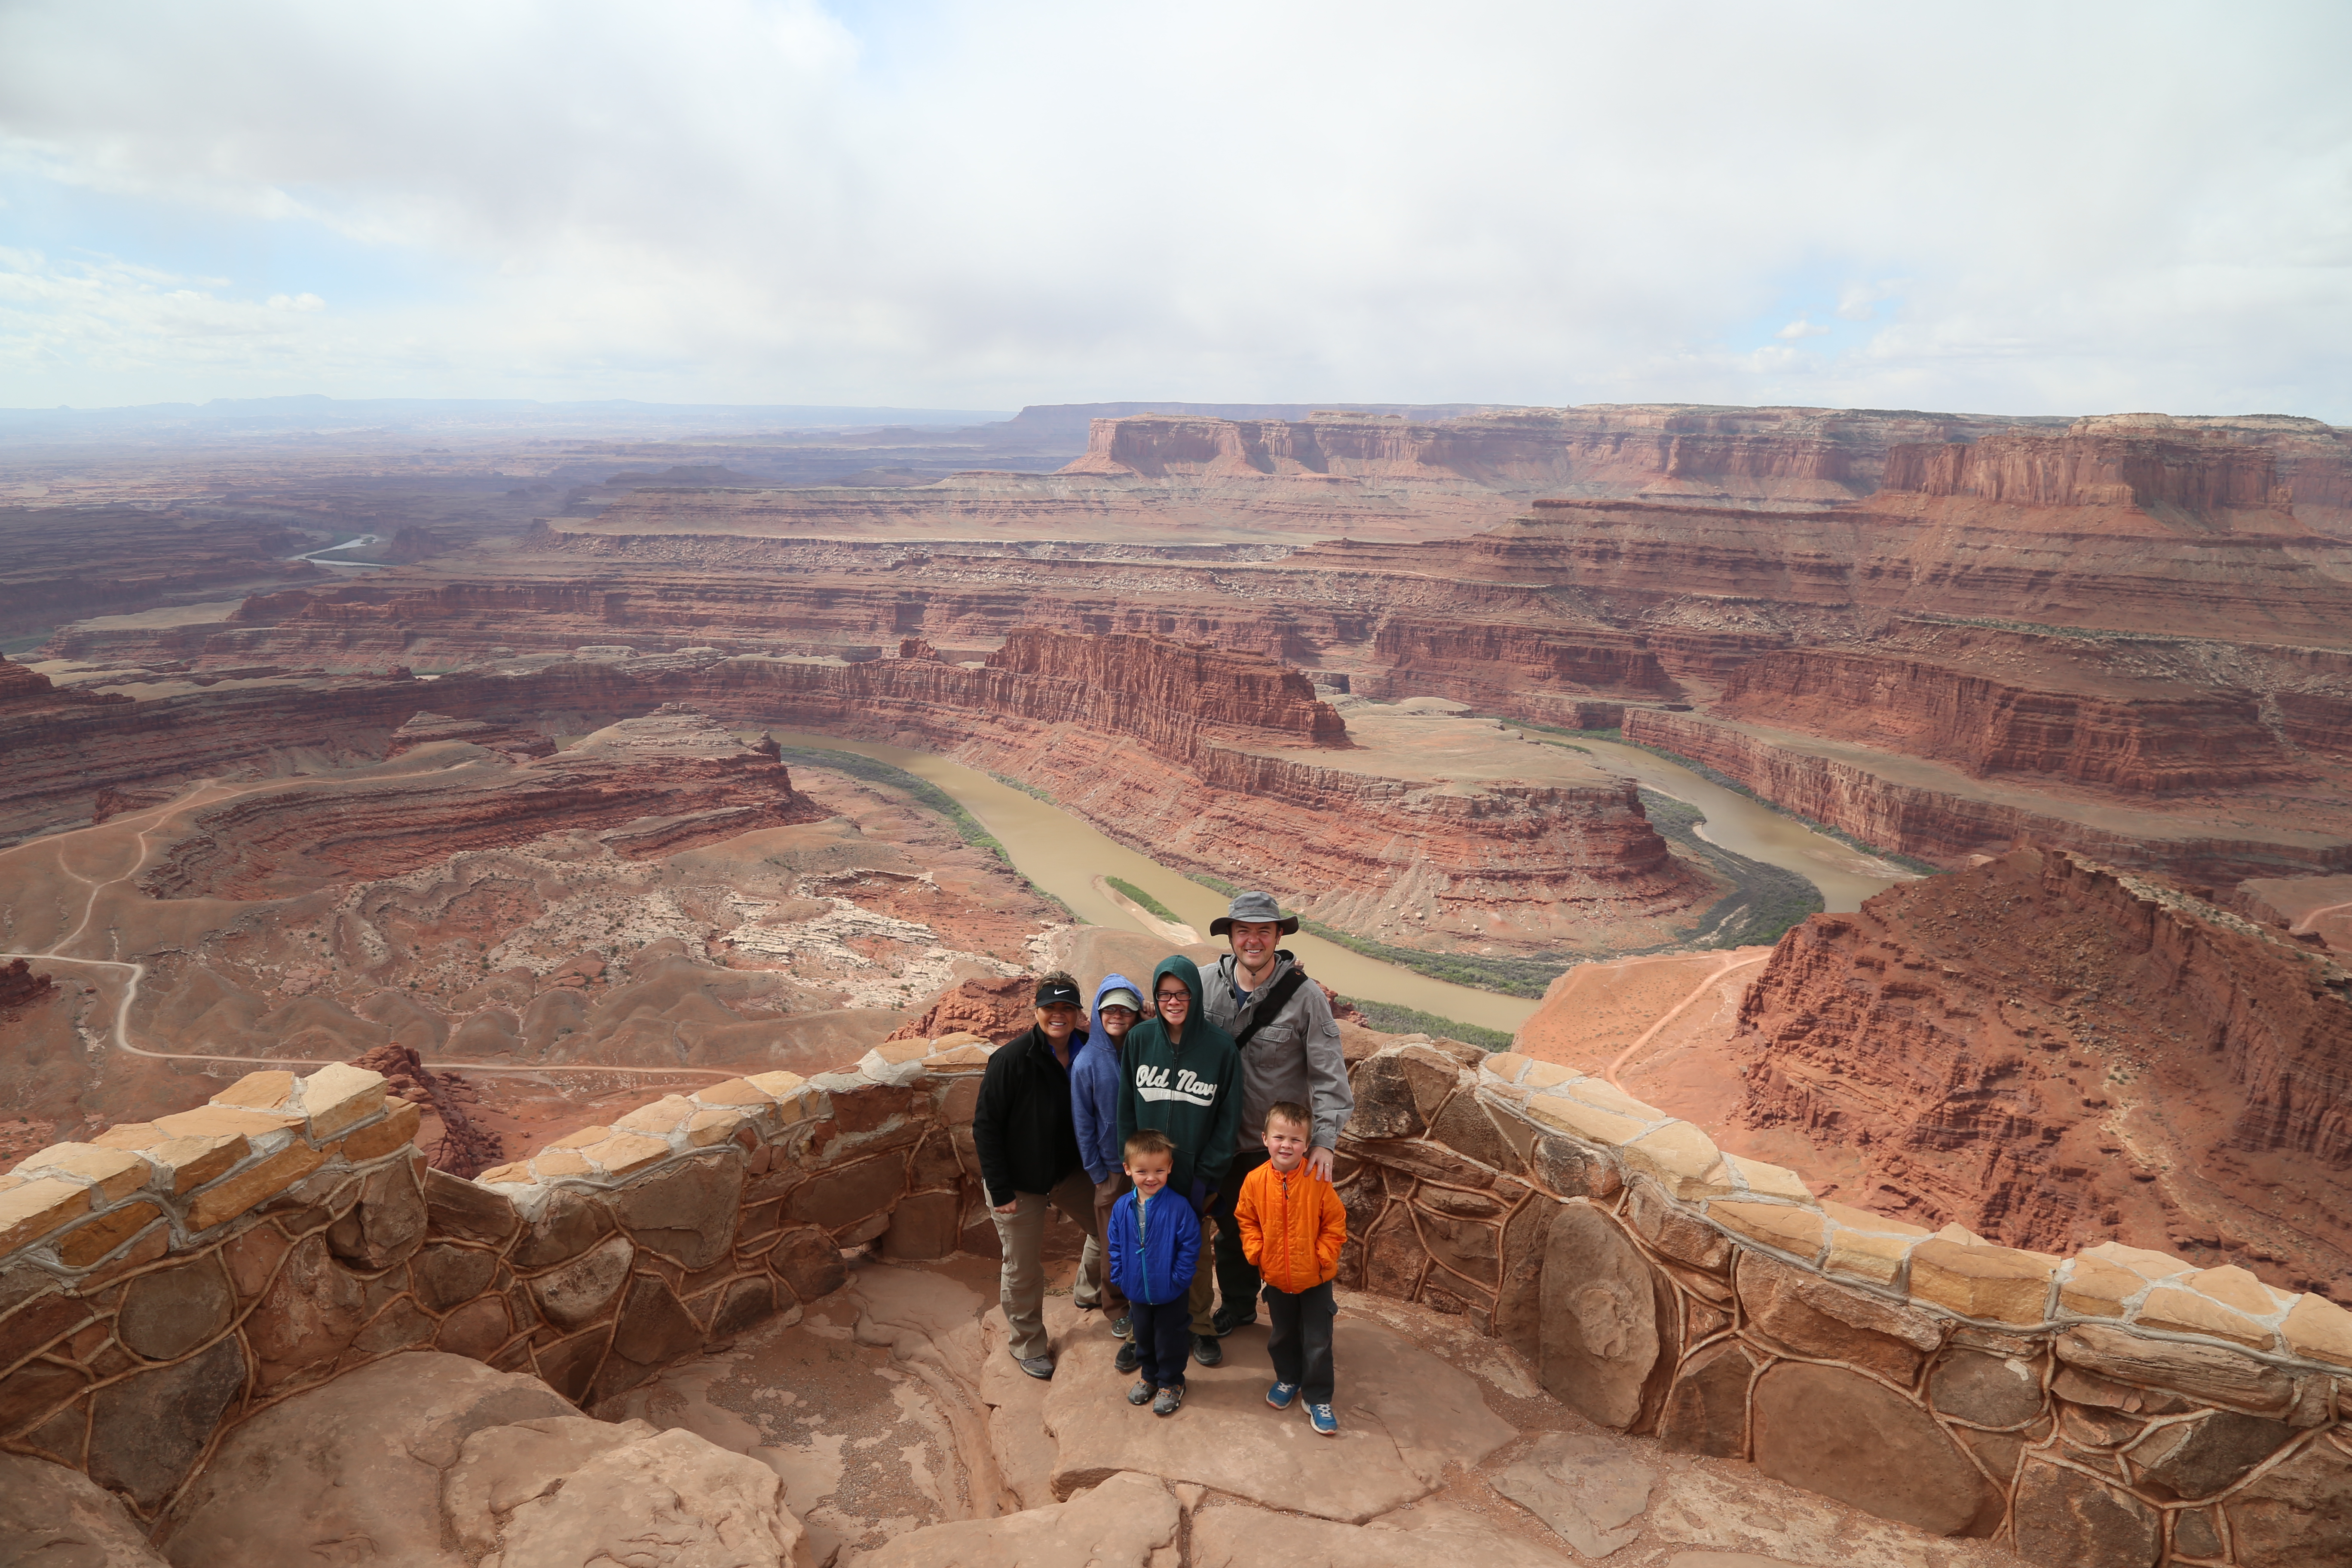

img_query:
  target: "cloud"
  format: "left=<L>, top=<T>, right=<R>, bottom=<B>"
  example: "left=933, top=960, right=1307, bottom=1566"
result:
left=1, top=0, right=2348, bottom=417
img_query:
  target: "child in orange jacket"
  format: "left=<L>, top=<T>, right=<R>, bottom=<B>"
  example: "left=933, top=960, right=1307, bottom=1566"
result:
left=1233, top=1099, right=1348, bottom=1434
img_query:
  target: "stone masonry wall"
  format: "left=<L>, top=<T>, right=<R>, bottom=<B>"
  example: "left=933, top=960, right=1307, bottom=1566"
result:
left=0, top=1037, right=991, bottom=1528
left=6, top=1026, right=2351, bottom=1565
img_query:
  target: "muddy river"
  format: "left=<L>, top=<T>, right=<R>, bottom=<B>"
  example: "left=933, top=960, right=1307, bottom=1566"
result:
left=769, top=730, right=1914, bottom=1035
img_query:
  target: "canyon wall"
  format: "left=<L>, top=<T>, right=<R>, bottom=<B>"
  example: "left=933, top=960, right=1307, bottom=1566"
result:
left=1712, top=648, right=2300, bottom=795
left=1882, top=430, right=2287, bottom=518
left=1062, top=406, right=2055, bottom=504
left=9, top=1029, right=2351, bottom=1562
left=1623, top=708, right=2352, bottom=879
left=1733, top=848, right=2352, bottom=1295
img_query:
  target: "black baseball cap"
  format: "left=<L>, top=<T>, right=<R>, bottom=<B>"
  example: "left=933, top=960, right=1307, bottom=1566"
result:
left=1035, top=979, right=1083, bottom=1008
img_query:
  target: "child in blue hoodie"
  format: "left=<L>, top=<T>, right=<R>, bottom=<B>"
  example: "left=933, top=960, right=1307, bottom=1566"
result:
left=1072, top=973, right=1144, bottom=1342
left=1106, top=1127, right=1202, bottom=1416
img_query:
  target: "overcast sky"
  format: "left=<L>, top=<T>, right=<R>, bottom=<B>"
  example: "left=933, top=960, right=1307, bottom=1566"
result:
left=3, top=1, right=2347, bottom=419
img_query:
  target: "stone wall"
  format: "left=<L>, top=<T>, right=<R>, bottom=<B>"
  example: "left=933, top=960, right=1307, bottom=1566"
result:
left=0, top=1038, right=990, bottom=1528
left=8, top=1026, right=2351, bottom=1564
left=1338, top=1035, right=2352, bottom=1567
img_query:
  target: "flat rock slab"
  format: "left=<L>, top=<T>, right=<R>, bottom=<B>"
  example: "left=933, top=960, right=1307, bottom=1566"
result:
left=1040, top=1307, right=1513, bottom=1522
left=845, top=1470, right=1178, bottom=1568
left=1492, top=1431, right=1657, bottom=1557
left=1189, top=1500, right=1578, bottom=1567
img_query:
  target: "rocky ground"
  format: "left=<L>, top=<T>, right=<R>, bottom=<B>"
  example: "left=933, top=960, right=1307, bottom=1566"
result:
left=6, top=1243, right=2037, bottom=1568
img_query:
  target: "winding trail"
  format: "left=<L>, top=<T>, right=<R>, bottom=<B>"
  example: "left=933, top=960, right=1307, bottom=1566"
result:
left=1602, top=951, right=1769, bottom=1092
left=3, top=781, right=735, bottom=1085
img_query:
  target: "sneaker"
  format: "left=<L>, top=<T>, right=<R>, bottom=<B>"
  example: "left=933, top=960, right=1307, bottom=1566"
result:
left=1073, top=1295, right=1101, bottom=1312
left=1211, top=1303, right=1259, bottom=1337
left=1192, top=1333, right=1223, bottom=1368
left=1152, top=1383, right=1185, bottom=1417
left=1127, top=1380, right=1155, bottom=1406
left=1109, top=1314, right=1132, bottom=1340
left=1307, top=1402, right=1337, bottom=1435
left=1266, top=1380, right=1299, bottom=1410
left=1017, top=1354, right=1055, bottom=1381
left=1115, top=1341, right=1140, bottom=1374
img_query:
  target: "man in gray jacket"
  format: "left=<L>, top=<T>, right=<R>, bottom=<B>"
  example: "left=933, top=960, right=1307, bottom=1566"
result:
left=1200, top=890, right=1354, bottom=1337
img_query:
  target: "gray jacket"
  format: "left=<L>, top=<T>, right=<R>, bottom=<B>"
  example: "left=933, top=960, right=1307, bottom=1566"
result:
left=1203, top=952, right=1354, bottom=1150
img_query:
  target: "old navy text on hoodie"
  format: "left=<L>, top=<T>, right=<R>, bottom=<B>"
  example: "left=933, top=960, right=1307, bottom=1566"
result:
left=1132, top=1062, right=1222, bottom=1106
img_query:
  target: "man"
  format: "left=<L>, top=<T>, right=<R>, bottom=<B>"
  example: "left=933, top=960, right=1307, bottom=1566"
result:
left=1199, top=890, right=1354, bottom=1337
left=1115, top=954, right=1243, bottom=1368
left=971, top=971, right=1100, bottom=1379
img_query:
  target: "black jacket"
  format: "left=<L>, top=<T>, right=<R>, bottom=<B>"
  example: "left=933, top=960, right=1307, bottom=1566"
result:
left=971, top=1023, right=1087, bottom=1207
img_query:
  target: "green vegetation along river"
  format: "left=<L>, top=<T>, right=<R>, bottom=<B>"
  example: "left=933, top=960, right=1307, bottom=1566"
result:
left=767, top=730, right=1918, bottom=1036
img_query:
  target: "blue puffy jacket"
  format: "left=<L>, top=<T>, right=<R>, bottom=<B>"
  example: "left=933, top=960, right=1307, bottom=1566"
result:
left=1106, top=1186, right=1201, bottom=1307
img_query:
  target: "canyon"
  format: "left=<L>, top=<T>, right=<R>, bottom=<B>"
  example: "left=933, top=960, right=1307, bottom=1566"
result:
left=9, top=395, right=2352, bottom=1565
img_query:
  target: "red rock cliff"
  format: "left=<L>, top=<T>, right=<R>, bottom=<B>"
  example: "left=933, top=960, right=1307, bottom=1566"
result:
left=1713, top=647, right=2299, bottom=795
left=1881, top=430, right=2285, bottom=518
left=1731, top=847, right=2352, bottom=1296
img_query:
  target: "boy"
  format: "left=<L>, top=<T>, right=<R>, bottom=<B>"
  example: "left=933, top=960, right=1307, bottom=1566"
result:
left=1233, top=1099, right=1348, bottom=1434
left=1104, top=1127, right=1202, bottom=1417
left=1114, top=954, right=1242, bottom=1368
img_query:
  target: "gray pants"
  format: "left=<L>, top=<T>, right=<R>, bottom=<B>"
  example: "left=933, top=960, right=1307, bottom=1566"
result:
left=1075, top=1171, right=1131, bottom=1313
left=989, top=1169, right=1099, bottom=1362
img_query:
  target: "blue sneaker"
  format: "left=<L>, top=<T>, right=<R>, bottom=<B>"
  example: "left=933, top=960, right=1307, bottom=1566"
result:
left=1266, top=1380, right=1299, bottom=1410
left=1307, top=1403, right=1337, bottom=1435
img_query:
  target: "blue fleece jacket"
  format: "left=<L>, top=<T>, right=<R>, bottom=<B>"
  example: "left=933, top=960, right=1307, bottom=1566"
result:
left=1072, top=973, right=1141, bottom=1183
left=1107, top=1185, right=1202, bottom=1306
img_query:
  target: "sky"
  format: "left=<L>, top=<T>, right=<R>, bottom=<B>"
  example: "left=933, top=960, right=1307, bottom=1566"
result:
left=2, top=0, right=2348, bottom=420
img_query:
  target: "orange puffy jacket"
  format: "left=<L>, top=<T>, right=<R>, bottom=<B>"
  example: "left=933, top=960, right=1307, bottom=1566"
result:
left=1235, top=1160, right=1347, bottom=1295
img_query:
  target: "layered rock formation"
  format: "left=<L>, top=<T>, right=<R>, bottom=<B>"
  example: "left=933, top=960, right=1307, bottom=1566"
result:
left=1732, top=847, right=2352, bottom=1296
left=138, top=705, right=824, bottom=900
left=1881, top=429, right=2290, bottom=521
left=0, top=959, right=55, bottom=1018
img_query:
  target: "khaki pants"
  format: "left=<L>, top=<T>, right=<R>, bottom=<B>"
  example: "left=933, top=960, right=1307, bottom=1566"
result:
left=989, top=1169, right=1099, bottom=1362
left=1075, top=1172, right=1131, bottom=1313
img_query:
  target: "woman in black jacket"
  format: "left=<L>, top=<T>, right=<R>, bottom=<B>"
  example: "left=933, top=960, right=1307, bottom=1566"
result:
left=970, top=971, right=1098, bottom=1378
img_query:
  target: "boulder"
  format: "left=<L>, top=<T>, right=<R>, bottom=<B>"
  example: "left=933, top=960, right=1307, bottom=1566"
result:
left=113, top=1254, right=234, bottom=1363
left=1926, top=1349, right=2043, bottom=1429
left=1491, top=1431, right=1655, bottom=1557
left=469, top=1423, right=813, bottom=1568
left=1732, top=1253, right=1934, bottom=1385
left=161, top=1352, right=575, bottom=1567
left=607, top=1156, right=744, bottom=1269
left=1189, top=1498, right=1579, bottom=1566
left=528, top=1234, right=634, bottom=1327
left=2224, top=1438, right=2352, bottom=1568
left=0, top=1451, right=171, bottom=1565
left=1537, top=1200, right=1664, bottom=1430
left=2126, top=1409, right=2295, bottom=1500
left=847, top=1470, right=1176, bottom=1567
left=2011, top=1457, right=2162, bottom=1568
left=1748, top=1363, right=1997, bottom=1537
left=1658, top=1338, right=1756, bottom=1457
left=87, top=1335, right=246, bottom=1513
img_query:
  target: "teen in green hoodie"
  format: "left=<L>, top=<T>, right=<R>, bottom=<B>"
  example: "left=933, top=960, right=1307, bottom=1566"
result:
left=1115, top=953, right=1243, bottom=1366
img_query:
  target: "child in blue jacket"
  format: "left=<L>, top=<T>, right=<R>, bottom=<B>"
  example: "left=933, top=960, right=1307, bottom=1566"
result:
left=1106, top=1127, right=1202, bottom=1416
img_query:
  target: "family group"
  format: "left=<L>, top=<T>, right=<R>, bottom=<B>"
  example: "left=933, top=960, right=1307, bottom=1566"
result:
left=968, top=891, right=1356, bottom=1431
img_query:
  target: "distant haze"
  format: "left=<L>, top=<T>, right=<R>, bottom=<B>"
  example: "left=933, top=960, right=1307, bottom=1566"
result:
left=2, top=1, right=2347, bottom=420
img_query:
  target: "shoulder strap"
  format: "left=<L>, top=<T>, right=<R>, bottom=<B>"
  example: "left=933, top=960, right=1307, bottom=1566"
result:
left=1233, top=967, right=1311, bottom=1051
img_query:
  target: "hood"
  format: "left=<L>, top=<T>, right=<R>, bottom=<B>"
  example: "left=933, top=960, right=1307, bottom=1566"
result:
left=1151, top=953, right=1205, bottom=1020
left=1084, top=972, right=1143, bottom=1052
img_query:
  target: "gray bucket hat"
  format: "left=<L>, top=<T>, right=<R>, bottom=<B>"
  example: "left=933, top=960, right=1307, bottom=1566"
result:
left=1210, top=889, right=1300, bottom=937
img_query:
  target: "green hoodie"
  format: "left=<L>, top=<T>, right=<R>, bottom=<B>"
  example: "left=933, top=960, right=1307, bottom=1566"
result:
left=1114, top=954, right=1244, bottom=1204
